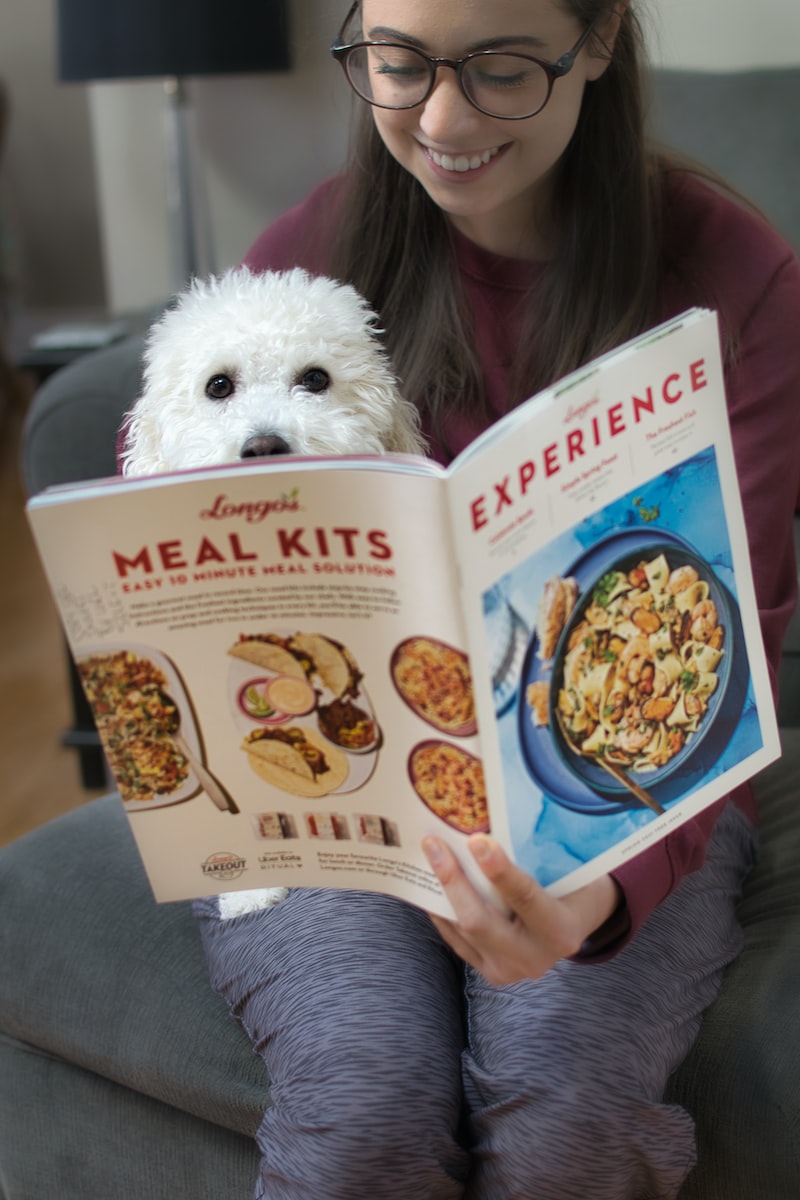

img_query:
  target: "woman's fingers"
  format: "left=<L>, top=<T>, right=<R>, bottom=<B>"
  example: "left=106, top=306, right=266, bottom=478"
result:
left=422, top=836, right=498, bottom=930
left=467, top=835, right=554, bottom=919
left=425, top=833, right=561, bottom=937
left=423, top=835, right=555, bottom=983
left=422, top=834, right=621, bottom=984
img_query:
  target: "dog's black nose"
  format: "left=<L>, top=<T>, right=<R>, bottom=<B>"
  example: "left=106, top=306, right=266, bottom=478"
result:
left=240, top=434, right=292, bottom=458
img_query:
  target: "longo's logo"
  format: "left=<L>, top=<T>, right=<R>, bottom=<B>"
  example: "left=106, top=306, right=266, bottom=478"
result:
left=200, top=490, right=301, bottom=523
left=201, top=851, right=247, bottom=881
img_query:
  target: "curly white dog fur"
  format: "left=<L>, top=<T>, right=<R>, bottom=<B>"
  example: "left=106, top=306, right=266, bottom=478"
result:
left=121, top=266, right=426, bottom=918
left=120, top=265, right=425, bottom=475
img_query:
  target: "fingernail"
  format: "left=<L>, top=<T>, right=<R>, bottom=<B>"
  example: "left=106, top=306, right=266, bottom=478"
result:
left=422, top=837, right=443, bottom=866
left=470, top=835, right=493, bottom=862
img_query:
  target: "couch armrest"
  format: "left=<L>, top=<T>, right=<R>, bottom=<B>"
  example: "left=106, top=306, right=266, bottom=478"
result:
left=21, top=333, right=146, bottom=496
left=650, top=68, right=800, bottom=253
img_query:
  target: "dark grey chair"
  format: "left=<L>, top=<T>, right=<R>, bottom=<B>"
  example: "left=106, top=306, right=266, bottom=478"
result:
left=650, top=68, right=800, bottom=253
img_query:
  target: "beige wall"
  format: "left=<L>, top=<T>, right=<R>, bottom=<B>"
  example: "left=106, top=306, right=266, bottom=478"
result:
left=652, top=0, right=800, bottom=70
left=87, top=0, right=350, bottom=311
left=0, top=0, right=105, bottom=307
left=1, top=0, right=799, bottom=311
left=0, top=0, right=349, bottom=310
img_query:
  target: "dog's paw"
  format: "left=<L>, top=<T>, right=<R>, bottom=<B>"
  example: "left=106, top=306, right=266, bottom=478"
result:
left=217, top=887, right=289, bottom=919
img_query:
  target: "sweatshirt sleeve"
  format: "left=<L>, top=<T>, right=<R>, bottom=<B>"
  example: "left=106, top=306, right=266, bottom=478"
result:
left=584, top=225, right=800, bottom=960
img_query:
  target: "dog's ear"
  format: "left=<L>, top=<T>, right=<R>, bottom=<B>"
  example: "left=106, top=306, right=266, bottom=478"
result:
left=118, top=399, right=172, bottom=476
left=384, top=398, right=428, bottom=456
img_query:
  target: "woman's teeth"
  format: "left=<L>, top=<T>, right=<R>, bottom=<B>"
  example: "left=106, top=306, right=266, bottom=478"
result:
left=429, top=147, right=500, bottom=173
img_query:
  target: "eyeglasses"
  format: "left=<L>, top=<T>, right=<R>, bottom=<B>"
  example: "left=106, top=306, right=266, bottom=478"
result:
left=331, top=2, right=596, bottom=121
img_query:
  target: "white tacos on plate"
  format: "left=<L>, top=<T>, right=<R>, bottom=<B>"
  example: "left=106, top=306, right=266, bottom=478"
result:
left=228, top=634, right=309, bottom=679
left=242, top=724, right=349, bottom=797
left=287, top=632, right=362, bottom=698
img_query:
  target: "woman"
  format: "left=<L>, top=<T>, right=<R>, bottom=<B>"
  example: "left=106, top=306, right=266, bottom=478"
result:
left=194, top=2, right=800, bottom=1196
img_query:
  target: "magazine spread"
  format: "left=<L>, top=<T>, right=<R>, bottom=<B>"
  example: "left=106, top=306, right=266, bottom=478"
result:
left=26, top=308, right=780, bottom=915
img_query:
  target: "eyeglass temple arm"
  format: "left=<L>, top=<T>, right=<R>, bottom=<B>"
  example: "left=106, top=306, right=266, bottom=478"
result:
left=333, top=0, right=361, bottom=49
left=552, top=21, right=596, bottom=75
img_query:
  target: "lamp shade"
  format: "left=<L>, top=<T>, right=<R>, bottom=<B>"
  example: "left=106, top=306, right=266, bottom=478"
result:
left=57, top=0, right=291, bottom=81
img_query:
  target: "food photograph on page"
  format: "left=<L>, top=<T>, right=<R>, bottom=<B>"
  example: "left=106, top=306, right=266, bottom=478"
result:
left=390, top=635, right=478, bottom=736
left=228, top=630, right=382, bottom=798
left=76, top=644, right=212, bottom=810
left=389, top=635, right=488, bottom=833
left=74, top=630, right=384, bottom=813
left=480, top=446, right=760, bottom=887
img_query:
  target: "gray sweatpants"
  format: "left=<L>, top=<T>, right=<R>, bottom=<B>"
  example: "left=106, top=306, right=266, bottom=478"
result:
left=194, top=802, right=756, bottom=1200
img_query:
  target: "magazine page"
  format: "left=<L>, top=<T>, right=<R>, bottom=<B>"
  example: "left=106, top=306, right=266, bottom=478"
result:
left=28, top=456, right=484, bottom=914
left=445, top=308, right=780, bottom=895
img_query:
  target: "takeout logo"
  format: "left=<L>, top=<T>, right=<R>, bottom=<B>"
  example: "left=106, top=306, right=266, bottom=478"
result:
left=200, top=489, right=301, bottom=524
left=200, top=851, right=247, bottom=881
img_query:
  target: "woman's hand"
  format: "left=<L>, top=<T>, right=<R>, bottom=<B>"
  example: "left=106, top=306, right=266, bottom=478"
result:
left=422, top=834, right=623, bottom=985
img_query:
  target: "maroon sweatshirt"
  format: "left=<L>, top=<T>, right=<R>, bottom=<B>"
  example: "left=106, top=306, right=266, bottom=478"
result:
left=243, top=169, right=800, bottom=953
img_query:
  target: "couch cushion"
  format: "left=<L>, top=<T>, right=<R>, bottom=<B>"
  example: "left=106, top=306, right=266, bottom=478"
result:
left=0, top=1036, right=261, bottom=1200
left=651, top=69, right=800, bottom=253
left=0, top=794, right=269, bottom=1136
left=670, top=728, right=800, bottom=1199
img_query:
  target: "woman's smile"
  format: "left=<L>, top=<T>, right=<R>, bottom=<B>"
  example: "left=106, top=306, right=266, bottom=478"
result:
left=423, top=143, right=505, bottom=176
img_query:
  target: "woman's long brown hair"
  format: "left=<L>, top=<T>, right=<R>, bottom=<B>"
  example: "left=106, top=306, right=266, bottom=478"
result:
left=329, top=1, right=662, bottom=440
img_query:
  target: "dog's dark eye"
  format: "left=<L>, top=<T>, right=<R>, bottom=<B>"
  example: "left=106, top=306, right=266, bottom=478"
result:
left=298, top=367, right=330, bottom=394
left=206, top=374, right=235, bottom=401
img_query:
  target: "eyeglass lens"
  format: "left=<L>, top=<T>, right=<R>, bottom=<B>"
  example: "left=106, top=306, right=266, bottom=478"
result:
left=344, top=45, right=552, bottom=118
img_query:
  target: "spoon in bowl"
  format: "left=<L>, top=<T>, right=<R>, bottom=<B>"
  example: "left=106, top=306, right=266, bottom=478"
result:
left=555, top=709, right=665, bottom=816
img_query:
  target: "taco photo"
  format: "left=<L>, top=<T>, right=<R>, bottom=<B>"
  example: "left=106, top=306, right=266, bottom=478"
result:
left=242, top=724, right=350, bottom=798
left=228, top=633, right=310, bottom=679
left=287, top=631, right=363, bottom=698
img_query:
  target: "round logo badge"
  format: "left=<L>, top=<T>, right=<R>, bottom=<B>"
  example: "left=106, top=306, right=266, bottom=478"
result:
left=200, top=851, right=247, bottom=881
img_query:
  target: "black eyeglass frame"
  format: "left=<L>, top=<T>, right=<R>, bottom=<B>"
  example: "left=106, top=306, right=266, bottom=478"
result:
left=330, top=0, right=597, bottom=121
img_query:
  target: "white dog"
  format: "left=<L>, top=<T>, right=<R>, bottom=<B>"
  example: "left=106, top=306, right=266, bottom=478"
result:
left=120, top=265, right=425, bottom=475
left=120, top=266, right=426, bottom=917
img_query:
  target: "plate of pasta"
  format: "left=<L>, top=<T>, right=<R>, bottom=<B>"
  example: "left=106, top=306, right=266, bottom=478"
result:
left=518, top=530, right=748, bottom=813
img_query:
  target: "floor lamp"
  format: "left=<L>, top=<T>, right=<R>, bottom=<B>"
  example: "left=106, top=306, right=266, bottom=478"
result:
left=56, top=0, right=291, bottom=290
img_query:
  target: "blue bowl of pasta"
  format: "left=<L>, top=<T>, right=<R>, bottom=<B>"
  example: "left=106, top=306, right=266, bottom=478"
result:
left=543, top=539, right=735, bottom=796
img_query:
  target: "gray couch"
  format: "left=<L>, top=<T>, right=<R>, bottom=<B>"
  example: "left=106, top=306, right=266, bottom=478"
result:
left=1, top=738, right=799, bottom=1199
left=2, top=69, right=800, bottom=1199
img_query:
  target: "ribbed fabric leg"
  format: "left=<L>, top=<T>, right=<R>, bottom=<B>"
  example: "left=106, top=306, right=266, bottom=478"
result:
left=194, top=888, right=470, bottom=1200
left=461, top=803, right=758, bottom=1200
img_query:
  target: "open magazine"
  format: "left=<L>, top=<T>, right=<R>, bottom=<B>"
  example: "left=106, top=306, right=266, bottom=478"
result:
left=26, top=308, right=779, bottom=915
